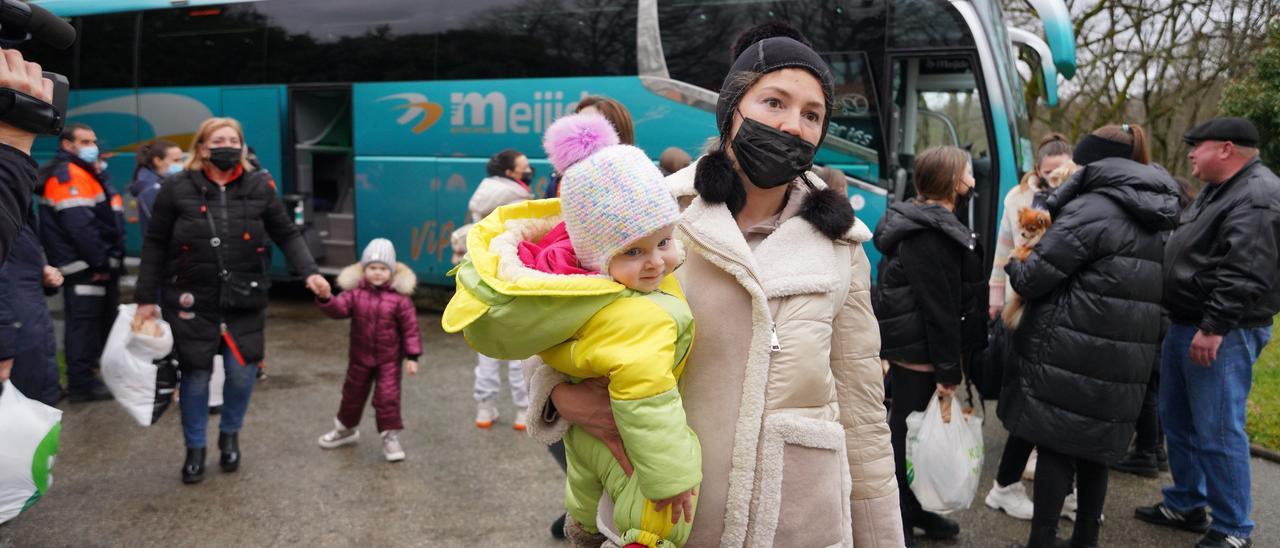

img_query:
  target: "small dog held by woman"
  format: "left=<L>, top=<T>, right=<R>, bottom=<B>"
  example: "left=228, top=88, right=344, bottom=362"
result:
left=1002, top=161, right=1079, bottom=329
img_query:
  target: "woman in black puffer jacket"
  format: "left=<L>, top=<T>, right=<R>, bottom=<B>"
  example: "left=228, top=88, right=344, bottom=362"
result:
left=135, top=117, right=329, bottom=485
left=1002, top=123, right=1179, bottom=548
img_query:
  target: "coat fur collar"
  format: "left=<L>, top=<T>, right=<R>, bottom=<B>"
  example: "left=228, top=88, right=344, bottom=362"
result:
left=670, top=154, right=870, bottom=299
left=337, top=262, right=417, bottom=295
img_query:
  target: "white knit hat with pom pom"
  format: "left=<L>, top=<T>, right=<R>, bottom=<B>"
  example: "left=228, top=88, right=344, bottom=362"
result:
left=543, top=113, right=679, bottom=272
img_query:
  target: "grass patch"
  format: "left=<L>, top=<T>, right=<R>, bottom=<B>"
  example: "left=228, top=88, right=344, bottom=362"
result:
left=57, top=351, right=66, bottom=389
left=1248, top=321, right=1280, bottom=451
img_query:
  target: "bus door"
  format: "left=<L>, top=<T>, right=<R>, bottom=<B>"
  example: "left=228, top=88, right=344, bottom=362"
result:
left=887, top=55, right=997, bottom=248
left=287, top=84, right=355, bottom=274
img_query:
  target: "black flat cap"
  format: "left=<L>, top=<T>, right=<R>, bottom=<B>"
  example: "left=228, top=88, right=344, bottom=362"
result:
left=1183, top=117, right=1260, bottom=147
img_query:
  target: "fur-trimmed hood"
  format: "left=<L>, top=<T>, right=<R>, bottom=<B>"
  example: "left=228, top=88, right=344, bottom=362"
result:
left=336, top=262, right=417, bottom=295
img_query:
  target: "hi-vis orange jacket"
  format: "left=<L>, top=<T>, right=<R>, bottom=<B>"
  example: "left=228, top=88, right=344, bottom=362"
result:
left=36, top=150, right=125, bottom=277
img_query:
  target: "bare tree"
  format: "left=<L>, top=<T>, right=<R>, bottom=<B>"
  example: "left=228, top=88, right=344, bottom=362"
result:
left=1004, top=0, right=1277, bottom=175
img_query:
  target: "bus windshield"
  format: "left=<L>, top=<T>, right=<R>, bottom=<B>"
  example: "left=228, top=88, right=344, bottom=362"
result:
left=658, top=0, right=884, bottom=182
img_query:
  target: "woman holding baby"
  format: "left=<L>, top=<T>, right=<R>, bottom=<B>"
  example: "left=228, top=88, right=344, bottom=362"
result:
left=1000, top=123, right=1181, bottom=548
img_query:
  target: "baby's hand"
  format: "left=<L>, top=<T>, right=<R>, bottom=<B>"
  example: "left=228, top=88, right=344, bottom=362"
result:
left=405, top=360, right=418, bottom=376
left=653, top=487, right=697, bottom=524
left=315, top=284, right=332, bottom=300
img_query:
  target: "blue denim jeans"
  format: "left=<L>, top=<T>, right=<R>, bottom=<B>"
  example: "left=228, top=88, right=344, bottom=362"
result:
left=1160, top=322, right=1271, bottom=538
left=179, top=344, right=258, bottom=448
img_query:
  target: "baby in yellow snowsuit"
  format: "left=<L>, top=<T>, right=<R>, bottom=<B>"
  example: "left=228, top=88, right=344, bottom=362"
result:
left=443, top=113, right=699, bottom=548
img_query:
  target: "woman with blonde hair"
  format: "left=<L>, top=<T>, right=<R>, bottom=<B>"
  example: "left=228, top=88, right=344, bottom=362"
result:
left=983, top=132, right=1073, bottom=521
left=134, top=117, right=329, bottom=484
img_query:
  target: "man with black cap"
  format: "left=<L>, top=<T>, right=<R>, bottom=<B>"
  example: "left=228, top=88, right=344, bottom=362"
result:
left=1136, top=116, right=1280, bottom=548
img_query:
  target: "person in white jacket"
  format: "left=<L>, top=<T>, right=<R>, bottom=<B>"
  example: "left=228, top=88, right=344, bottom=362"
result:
left=468, top=149, right=534, bottom=430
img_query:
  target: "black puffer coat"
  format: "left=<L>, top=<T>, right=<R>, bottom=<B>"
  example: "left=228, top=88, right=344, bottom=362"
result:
left=135, top=168, right=318, bottom=372
left=874, top=201, right=987, bottom=385
left=1000, top=157, right=1179, bottom=464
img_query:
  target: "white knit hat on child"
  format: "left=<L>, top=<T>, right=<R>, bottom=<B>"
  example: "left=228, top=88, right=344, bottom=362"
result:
left=543, top=113, right=680, bottom=272
left=361, top=238, right=396, bottom=267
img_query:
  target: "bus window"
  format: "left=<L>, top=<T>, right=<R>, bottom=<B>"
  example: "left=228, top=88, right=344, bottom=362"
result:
left=135, top=0, right=636, bottom=86
left=889, top=0, right=975, bottom=49
left=891, top=56, right=992, bottom=207
left=436, top=0, right=637, bottom=79
left=139, top=5, right=272, bottom=87
left=75, top=13, right=138, bottom=89
left=657, top=0, right=885, bottom=181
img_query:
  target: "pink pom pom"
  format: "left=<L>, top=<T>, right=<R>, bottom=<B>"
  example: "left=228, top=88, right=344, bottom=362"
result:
left=543, top=113, right=620, bottom=174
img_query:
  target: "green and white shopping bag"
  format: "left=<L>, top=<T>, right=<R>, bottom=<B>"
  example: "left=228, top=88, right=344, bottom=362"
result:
left=0, top=380, right=61, bottom=523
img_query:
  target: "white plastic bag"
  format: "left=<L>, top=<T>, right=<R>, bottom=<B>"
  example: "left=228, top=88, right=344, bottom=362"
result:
left=905, top=392, right=984, bottom=513
left=101, top=304, right=176, bottom=426
left=0, top=381, right=61, bottom=524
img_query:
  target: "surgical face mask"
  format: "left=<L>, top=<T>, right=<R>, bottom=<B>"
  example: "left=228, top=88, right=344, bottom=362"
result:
left=208, top=147, right=242, bottom=171
left=77, top=145, right=99, bottom=165
left=166, top=162, right=184, bottom=176
left=519, top=167, right=534, bottom=185
left=729, top=115, right=817, bottom=189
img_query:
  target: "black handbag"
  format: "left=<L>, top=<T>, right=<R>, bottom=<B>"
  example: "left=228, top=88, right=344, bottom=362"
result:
left=968, top=319, right=1011, bottom=400
left=197, top=180, right=270, bottom=311
left=219, top=269, right=270, bottom=310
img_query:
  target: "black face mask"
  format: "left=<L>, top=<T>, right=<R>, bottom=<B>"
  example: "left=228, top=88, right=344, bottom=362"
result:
left=208, top=147, right=242, bottom=172
left=519, top=167, right=535, bottom=185
left=730, top=115, right=817, bottom=189
left=954, top=185, right=974, bottom=213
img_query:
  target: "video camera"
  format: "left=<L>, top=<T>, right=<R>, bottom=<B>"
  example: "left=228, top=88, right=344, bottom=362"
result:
left=0, top=0, right=74, bottom=136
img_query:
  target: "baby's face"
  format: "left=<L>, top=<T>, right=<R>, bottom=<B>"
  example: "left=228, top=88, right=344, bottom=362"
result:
left=607, top=225, right=680, bottom=293
left=365, top=263, right=392, bottom=286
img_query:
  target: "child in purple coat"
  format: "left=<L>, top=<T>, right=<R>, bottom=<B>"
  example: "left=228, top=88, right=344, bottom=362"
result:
left=315, top=238, right=422, bottom=461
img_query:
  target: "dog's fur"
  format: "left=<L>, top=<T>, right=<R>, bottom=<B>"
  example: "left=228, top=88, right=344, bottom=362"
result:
left=1003, top=207, right=1052, bottom=329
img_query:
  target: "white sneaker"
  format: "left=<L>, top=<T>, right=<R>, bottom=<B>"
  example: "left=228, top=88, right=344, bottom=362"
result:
left=1023, top=449, right=1038, bottom=481
left=1060, top=490, right=1105, bottom=523
left=513, top=407, right=528, bottom=431
left=382, top=430, right=405, bottom=462
left=475, top=401, right=499, bottom=428
left=318, top=418, right=359, bottom=449
left=985, top=480, right=1035, bottom=520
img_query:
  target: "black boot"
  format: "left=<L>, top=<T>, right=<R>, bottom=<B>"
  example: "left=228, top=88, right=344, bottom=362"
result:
left=218, top=432, right=240, bottom=473
left=911, top=510, right=960, bottom=539
left=1010, top=524, right=1063, bottom=548
left=1111, top=449, right=1159, bottom=478
left=1156, top=444, right=1169, bottom=472
left=182, top=448, right=205, bottom=484
left=1068, top=515, right=1102, bottom=548
left=550, top=513, right=566, bottom=539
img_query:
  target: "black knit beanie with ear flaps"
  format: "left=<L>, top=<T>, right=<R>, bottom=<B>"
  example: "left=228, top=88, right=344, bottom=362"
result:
left=696, top=24, right=852, bottom=241
left=715, top=28, right=836, bottom=145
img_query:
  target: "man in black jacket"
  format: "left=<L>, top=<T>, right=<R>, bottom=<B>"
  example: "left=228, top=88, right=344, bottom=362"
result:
left=0, top=48, right=54, bottom=267
left=1137, top=117, right=1280, bottom=548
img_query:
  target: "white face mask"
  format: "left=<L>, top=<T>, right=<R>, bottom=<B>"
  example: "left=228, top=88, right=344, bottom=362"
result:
left=77, top=145, right=99, bottom=164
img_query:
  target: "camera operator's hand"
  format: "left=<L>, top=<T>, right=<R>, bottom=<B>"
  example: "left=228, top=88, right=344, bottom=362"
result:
left=0, top=48, right=53, bottom=155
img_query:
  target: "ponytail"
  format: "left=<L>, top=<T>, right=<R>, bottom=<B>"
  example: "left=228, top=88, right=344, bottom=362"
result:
left=1091, top=123, right=1151, bottom=165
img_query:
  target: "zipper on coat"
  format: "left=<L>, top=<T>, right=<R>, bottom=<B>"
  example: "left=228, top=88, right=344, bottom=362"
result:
left=218, top=185, right=229, bottom=235
left=678, top=226, right=782, bottom=353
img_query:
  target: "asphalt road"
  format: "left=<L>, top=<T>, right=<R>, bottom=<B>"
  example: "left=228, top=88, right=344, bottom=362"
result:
left=2, top=292, right=1277, bottom=547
